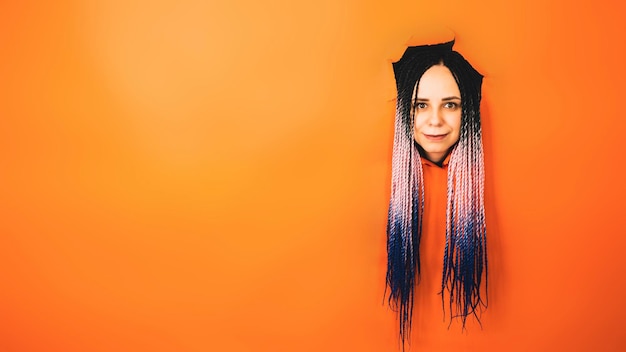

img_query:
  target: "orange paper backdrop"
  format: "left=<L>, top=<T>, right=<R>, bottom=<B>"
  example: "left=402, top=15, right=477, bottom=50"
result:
left=1, top=0, right=625, bottom=351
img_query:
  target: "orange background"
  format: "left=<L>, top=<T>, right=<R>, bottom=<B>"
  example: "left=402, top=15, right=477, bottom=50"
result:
left=1, top=0, right=625, bottom=351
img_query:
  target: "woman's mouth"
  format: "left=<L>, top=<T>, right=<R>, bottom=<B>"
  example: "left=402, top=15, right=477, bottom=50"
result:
left=423, top=133, right=447, bottom=141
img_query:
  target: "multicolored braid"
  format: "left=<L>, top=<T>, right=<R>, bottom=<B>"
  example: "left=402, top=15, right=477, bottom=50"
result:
left=385, top=40, right=488, bottom=349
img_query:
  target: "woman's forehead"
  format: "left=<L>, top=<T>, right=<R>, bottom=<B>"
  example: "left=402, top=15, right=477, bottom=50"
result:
left=413, top=65, right=460, bottom=98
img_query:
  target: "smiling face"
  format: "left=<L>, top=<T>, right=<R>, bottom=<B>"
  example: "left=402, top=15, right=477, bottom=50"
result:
left=412, top=64, right=462, bottom=164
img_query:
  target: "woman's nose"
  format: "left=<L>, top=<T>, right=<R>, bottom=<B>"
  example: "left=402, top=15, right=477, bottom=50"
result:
left=427, top=108, right=443, bottom=126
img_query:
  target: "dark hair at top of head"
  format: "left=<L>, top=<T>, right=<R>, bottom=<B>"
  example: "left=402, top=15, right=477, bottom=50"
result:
left=393, top=39, right=455, bottom=72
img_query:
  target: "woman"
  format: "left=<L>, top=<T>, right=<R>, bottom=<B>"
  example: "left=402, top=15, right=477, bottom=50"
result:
left=385, top=40, right=488, bottom=348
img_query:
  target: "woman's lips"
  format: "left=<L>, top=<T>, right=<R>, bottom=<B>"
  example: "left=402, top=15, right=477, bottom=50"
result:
left=423, top=133, right=448, bottom=141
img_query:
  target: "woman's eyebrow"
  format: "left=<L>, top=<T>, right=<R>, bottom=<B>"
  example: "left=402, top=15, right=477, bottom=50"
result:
left=414, top=96, right=461, bottom=102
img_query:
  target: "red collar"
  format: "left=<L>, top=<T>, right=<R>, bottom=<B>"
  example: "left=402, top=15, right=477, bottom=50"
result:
left=420, top=152, right=451, bottom=168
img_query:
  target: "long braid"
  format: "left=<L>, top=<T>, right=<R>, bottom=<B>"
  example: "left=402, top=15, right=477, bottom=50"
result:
left=386, top=41, right=488, bottom=349
left=386, top=49, right=430, bottom=349
left=440, top=52, right=488, bottom=326
left=386, top=78, right=422, bottom=346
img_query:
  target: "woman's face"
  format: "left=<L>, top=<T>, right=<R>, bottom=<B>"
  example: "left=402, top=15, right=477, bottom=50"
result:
left=412, top=64, right=462, bottom=163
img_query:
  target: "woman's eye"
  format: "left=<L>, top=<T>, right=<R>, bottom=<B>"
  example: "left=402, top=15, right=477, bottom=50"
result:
left=444, top=102, right=459, bottom=109
left=415, top=103, right=427, bottom=109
